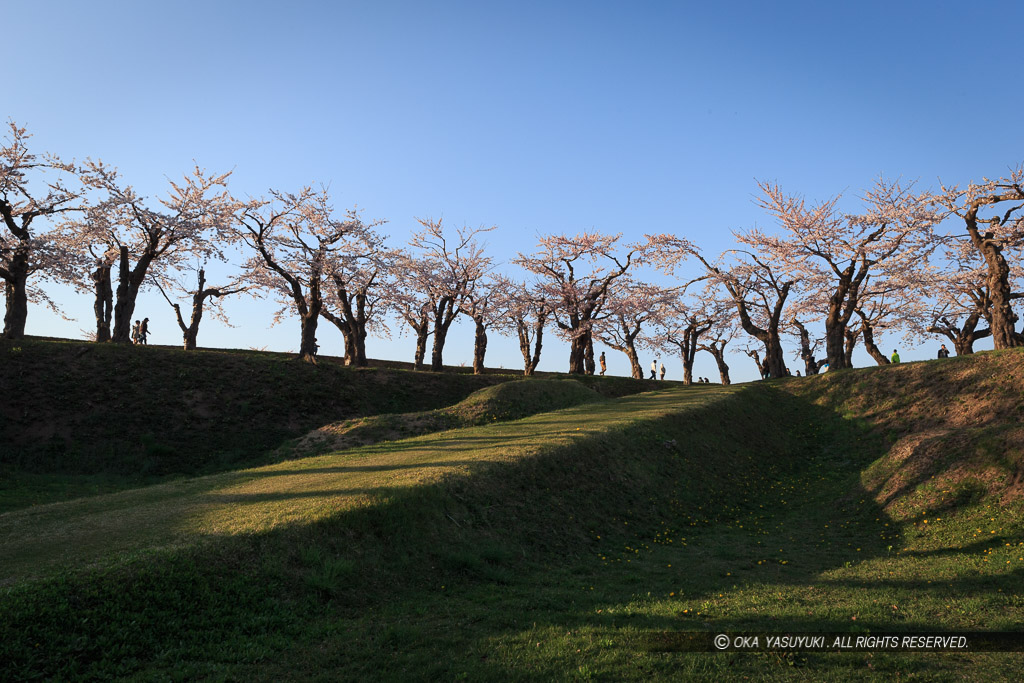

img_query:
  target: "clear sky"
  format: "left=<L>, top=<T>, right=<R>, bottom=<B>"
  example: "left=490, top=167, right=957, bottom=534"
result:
left=8, top=0, right=1024, bottom=380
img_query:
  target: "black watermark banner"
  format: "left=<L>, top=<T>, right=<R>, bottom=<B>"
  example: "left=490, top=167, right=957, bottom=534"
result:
left=647, top=632, right=1024, bottom=652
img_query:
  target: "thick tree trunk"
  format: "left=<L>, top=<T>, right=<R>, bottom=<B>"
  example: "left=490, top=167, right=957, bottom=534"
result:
left=111, top=247, right=154, bottom=344
left=713, top=353, right=731, bottom=385
left=413, top=322, right=429, bottom=370
left=843, top=327, right=858, bottom=368
left=429, top=299, right=457, bottom=372
left=963, top=203, right=1023, bottom=349
left=430, top=327, right=448, bottom=372
left=91, top=263, right=113, bottom=343
left=584, top=336, right=596, bottom=375
left=625, top=342, right=642, bottom=379
left=568, top=332, right=588, bottom=374
left=2, top=260, right=29, bottom=340
left=824, top=322, right=848, bottom=370
left=299, top=311, right=319, bottom=363
left=472, top=316, right=487, bottom=374
left=762, top=336, right=787, bottom=379
left=987, top=259, right=1020, bottom=348
left=681, top=356, right=694, bottom=385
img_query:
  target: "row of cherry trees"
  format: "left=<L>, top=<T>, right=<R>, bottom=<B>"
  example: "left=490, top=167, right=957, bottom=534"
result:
left=3, top=122, right=1023, bottom=381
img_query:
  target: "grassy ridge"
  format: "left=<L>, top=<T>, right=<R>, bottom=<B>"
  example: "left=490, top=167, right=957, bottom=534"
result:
left=294, top=379, right=607, bottom=454
left=0, top=338, right=662, bottom=511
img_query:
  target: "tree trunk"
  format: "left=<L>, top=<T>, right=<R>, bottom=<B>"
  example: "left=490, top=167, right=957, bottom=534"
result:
left=568, top=332, right=588, bottom=374
left=413, top=316, right=429, bottom=370
left=714, top=353, right=731, bottom=385
left=430, top=326, right=448, bottom=372
left=299, top=311, right=319, bottom=363
left=791, top=318, right=820, bottom=375
left=91, top=263, right=113, bottom=343
left=625, top=342, right=643, bottom=379
left=584, top=336, right=596, bottom=375
left=986, top=257, right=1019, bottom=348
left=857, top=311, right=889, bottom=366
left=111, top=247, right=154, bottom=344
left=843, top=327, right=858, bottom=368
left=744, top=349, right=765, bottom=378
left=517, top=314, right=545, bottom=376
left=472, top=315, right=487, bottom=374
left=2, top=257, right=29, bottom=340
left=429, top=299, right=457, bottom=372
left=342, top=332, right=357, bottom=365
left=824, top=322, right=848, bottom=371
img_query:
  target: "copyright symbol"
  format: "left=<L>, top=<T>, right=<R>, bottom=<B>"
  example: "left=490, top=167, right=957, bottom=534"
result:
left=714, top=634, right=730, bottom=649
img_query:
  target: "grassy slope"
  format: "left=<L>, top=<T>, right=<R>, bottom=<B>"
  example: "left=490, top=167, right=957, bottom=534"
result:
left=0, top=338, right=661, bottom=511
left=294, top=378, right=607, bottom=454
left=1, top=347, right=1023, bottom=680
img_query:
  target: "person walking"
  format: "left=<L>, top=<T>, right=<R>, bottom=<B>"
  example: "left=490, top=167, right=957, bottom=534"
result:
left=139, top=318, right=150, bottom=345
left=938, top=344, right=950, bottom=359
left=599, top=351, right=606, bottom=375
left=659, top=362, right=666, bottom=380
left=891, top=349, right=900, bottom=364
left=650, top=359, right=658, bottom=379
left=131, top=320, right=141, bottom=345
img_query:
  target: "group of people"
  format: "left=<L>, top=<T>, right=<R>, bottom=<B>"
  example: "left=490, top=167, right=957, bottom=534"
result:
left=651, top=360, right=667, bottom=382
left=131, top=318, right=149, bottom=345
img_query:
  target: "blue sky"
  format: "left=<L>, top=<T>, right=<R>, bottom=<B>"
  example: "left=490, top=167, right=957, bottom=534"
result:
left=8, top=0, right=1024, bottom=380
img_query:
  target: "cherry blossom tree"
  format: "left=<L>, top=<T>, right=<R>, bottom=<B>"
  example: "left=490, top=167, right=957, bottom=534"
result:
left=494, top=277, right=551, bottom=376
left=754, top=178, right=939, bottom=369
left=320, top=227, right=393, bottom=367
left=656, top=296, right=714, bottom=385
left=917, top=240, right=997, bottom=355
left=153, top=263, right=249, bottom=350
left=237, top=187, right=373, bottom=363
left=651, top=233, right=793, bottom=379
left=72, top=160, right=235, bottom=344
left=391, top=256, right=434, bottom=369
left=696, top=305, right=739, bottom=385
left=788, top=316, right=827, bottom=376
left=400, top=219, right=494, bottom=372
left=936, top=166, right=1024, bottom=348
left=1, top=123, right=89, bottom=338
left=593, top=278, right=678, bottom=379
left=514, top=232, right=657, bottom=375
left=693, top=246, right=794, bottom=379
left=460, top=275, right=503, bottom=374
left=743, top=344, right=766, bottom=379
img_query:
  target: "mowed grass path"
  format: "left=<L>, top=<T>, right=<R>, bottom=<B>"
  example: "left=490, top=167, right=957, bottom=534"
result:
left=1, top=384, right=726, bottom=585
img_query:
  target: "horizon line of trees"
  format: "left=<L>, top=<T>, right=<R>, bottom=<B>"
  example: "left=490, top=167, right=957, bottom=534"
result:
left=3, top=121, right=1023, bottom=382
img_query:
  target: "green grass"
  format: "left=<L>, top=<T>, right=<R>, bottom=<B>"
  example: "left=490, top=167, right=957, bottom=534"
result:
left=1, top=347, right=1022, bottom=680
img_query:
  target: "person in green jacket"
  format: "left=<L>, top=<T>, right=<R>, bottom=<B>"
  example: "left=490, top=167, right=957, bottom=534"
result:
left=891, top=349, right=901, bottom=364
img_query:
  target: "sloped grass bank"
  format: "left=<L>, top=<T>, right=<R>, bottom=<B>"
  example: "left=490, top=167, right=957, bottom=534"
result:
left=0, top=338, right=663, bottom=512
left=1, top=384, right=808, bottom=679
left=294, top=378, right=608, bottom=454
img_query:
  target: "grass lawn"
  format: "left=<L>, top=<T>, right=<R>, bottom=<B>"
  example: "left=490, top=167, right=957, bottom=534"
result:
left=2, top=356, right=1023, bottom=680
